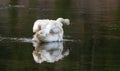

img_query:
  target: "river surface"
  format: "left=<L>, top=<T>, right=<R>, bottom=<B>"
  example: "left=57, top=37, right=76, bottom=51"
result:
left=0, top=0, right=120, bottom=71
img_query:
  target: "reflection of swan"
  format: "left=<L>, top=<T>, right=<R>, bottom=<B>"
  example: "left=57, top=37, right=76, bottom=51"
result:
left=32, top=42, right=69, bottom=64
left=32, top=18, right=70, bottom=42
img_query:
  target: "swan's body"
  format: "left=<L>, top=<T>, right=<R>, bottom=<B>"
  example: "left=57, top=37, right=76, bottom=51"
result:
left=32, top=18, right=70, bottom=42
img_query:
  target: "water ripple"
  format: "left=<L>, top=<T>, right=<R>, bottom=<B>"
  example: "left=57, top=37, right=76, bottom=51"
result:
left=0, top=36, right=32, bottom=43
left=0, top=36, right=80, bottom=43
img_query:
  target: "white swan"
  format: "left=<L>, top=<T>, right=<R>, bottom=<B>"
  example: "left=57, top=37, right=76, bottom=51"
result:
left=32, top=18, right=70, bottom=42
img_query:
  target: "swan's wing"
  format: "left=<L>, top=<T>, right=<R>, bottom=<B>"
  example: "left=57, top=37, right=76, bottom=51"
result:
left=50, top=26, right=62, bottom=34
left=43, top=21, right=62, bottom=34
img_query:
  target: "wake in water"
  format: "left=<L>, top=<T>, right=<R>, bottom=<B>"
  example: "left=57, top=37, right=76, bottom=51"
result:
left=0, top=36, right=80, bottom=43
left=0, top=36, right=32, bottom=43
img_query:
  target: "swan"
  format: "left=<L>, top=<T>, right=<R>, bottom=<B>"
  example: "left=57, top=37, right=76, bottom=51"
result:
left=32, top=18, right=70, bottom=42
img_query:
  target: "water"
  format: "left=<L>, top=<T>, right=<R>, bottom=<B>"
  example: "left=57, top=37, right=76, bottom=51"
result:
left=0, top=0, right=120, bottom=71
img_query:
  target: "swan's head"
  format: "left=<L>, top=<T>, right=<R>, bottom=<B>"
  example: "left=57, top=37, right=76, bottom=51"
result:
left=33, top=20, right=41, bottom=33
left=56, top=18, right=70, bottom=25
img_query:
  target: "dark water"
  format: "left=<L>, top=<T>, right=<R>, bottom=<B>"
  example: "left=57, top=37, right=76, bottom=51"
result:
left=0, top=0, right=120, bottom=71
